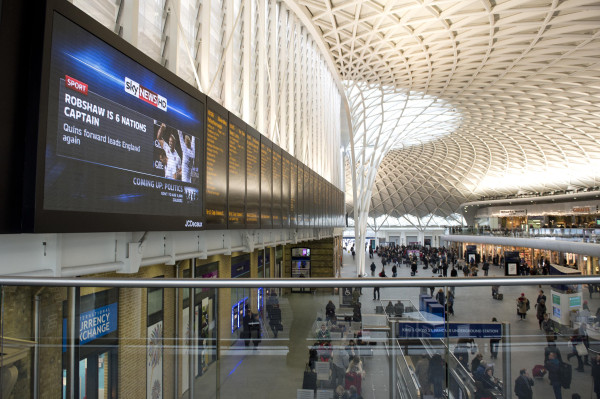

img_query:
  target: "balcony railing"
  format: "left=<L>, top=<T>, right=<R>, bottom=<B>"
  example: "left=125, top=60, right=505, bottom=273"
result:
left=2, top=276, right=600, bottom=399
left=449, top=227, right=600, bottom=243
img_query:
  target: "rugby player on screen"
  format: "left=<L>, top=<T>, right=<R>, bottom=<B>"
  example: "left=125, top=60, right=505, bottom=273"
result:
left=178, top=131, right=195, bottom=183
left=156, top=123, right=182, bottom=180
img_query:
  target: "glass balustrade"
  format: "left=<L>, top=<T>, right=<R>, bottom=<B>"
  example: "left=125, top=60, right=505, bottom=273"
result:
left=2, top=276, right=600, bottom=398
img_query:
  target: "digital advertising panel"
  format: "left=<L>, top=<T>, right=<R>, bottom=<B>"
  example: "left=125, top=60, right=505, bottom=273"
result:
left=36, top=9, right=205, bottom=232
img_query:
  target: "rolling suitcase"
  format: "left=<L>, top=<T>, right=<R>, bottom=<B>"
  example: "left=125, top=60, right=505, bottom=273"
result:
left=497, top=293, right=503, bottom=300
left=532, top=364, right=546, bottom=378
left=345, top=371, right=362, bottom=394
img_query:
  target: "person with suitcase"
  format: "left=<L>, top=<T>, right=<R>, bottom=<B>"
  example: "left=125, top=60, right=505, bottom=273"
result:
left=545, top=351, right=564, bottom=399
left=345, top=356, right=364, bottom=394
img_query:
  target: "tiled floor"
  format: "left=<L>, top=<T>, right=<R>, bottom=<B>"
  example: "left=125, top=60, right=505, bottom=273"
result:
left=192, top=250, right=597, bottom=398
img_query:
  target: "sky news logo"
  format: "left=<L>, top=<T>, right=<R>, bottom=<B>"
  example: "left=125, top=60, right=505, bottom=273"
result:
left=65, top=75, right=88, bottom=95
left=124, top=77, right=167, bottom=111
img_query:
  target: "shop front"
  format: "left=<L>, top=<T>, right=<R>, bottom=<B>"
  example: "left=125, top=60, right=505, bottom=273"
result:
left=62, top=288, right=119, bottom=399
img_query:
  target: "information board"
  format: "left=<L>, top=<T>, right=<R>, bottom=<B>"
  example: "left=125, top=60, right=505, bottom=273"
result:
left=290, top=156, right=297, bottom=227
left=38, top=12, right=205, bottom=232
left=228, top=113, right=246, bottom=228
left=245, top=127, right=260, bottom=228
left=272, top=146, right=282, bottom=228
left=260, top=136, right=273, bottom=228
left=281, top=151, right=291, bottom=228
left=297, top=161, right=304, bottom=227
left=205, top=99, right=228, bottom=228
left=305, top=167, right=312, bottom=228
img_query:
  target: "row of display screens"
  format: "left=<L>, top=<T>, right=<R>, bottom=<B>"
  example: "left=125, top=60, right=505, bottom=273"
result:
left=32, top=4, right=344, bottom=232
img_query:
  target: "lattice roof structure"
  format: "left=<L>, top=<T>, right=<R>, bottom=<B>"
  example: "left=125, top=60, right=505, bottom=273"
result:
left=293, top=0, right=600, bottom=222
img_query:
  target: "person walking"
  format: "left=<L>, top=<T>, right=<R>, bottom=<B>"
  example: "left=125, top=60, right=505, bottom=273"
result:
left=517, top=293, right=530, bottom=320
left=326, top=300, right=336, bottom=322
left=546, top=351, right=563, bottom=399
left=436, top=288, right=445, bottom=307
left=490, top=317, right=500, bottom=359
left=536, top=299, right=547, bottom=329
left=514, top=368, right=534, bottom=399
left=428, top=354, right=445, bottom=399
left=592, top=353, right=600, bottom=399
left=370, top=262, right=376, bottom=276
left=269, top=303, right=282, bottom=338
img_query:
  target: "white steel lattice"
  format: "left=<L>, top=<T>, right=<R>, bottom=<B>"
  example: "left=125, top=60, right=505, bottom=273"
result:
left=75, top=0, right=344, bottom=188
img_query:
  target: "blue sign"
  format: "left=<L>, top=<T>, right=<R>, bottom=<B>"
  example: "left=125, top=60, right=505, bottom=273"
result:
left=397, top=322, right=502, bottom=339
left=79, top=303, right=118, bottom=344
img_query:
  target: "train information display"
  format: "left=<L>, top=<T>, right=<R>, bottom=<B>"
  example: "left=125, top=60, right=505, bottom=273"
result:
left=297, top=163, right=304, bottom=227
left=281, top=152, right=291, bottom=228
left=260, top=137, right=273, bottom=229
left=290, top=157, right=297, bottom=227
left=40, top=13, right=204, bottom=231
left=228, top=114, right=246, bottom=228
left=272, top=147, right=282, bottom=228
left=205, top=100, right=228, bottom=228
left=246, top=128, right=260, bottom=228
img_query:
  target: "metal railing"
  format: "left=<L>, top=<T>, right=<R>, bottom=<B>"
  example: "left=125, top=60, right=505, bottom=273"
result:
left=1, top=275, right=600, bottom=287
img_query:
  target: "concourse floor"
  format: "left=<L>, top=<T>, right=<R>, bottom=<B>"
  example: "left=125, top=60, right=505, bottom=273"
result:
left=193, top=250, right=598, bottom=399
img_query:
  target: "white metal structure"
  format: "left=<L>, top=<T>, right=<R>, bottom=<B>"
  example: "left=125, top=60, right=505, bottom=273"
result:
left=72, top=0, right=344, bottom=187
left=286, top=0, right=600, bottom=273
left=27, top=0, right=599, bottom=279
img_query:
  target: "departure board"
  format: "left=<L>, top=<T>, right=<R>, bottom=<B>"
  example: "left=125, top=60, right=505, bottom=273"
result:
left=317, top=175, right=322, bottom=227
left=260, top=136, right=272, bottom=228
left=228, top=113, right=246, bottom=228
left=281, top=151, right=291, bottom=228
left=205, top=99, right=228, bottom=228
left=272, top=146, right=282, bottom=228
left=304, top=164, right=311, bottom=228
left=290, top=156, right=297, bottom=227
left=246, top=127, right=260, bottom=228
left=297, top=162, right=304, bottom=227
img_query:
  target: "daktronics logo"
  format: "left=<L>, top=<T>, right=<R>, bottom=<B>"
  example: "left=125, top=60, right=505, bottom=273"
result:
left=124, top=77, right=167, bottom=111
left=65, top=75, right=88, bottom=95
left=185, top=220, right=203, bottom=228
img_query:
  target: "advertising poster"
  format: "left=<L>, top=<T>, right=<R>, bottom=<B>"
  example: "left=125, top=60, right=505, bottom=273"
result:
left=508, top=263, right=517, bottom=275
left=181, top=308, right=189, bottom=393
left=147, top=320, right=163, bottom=399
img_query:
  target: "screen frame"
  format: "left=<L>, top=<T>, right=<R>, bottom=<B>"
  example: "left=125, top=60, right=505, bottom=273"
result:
left=29, top=0, right=207, bottom=233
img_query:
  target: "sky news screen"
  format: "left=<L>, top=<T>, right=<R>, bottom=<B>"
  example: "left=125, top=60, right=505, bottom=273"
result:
left=42, top=13, right=203, bottom=227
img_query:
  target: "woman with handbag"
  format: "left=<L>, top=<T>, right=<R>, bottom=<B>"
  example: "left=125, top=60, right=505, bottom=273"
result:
left=567, top=324, right=589, bottom=372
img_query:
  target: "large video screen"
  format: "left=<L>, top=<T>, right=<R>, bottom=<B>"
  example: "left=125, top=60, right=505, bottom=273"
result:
left=39, top=12, right=204, bottom=231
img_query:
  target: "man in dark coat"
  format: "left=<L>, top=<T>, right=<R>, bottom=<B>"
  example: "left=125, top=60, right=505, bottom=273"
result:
left=269, top=304, right=282, bottom=338
left=545, top=351, right=562, bottom=399
left=514, top=368, right=534, bottom=399
left=592, top=353, right=600, bottom=399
